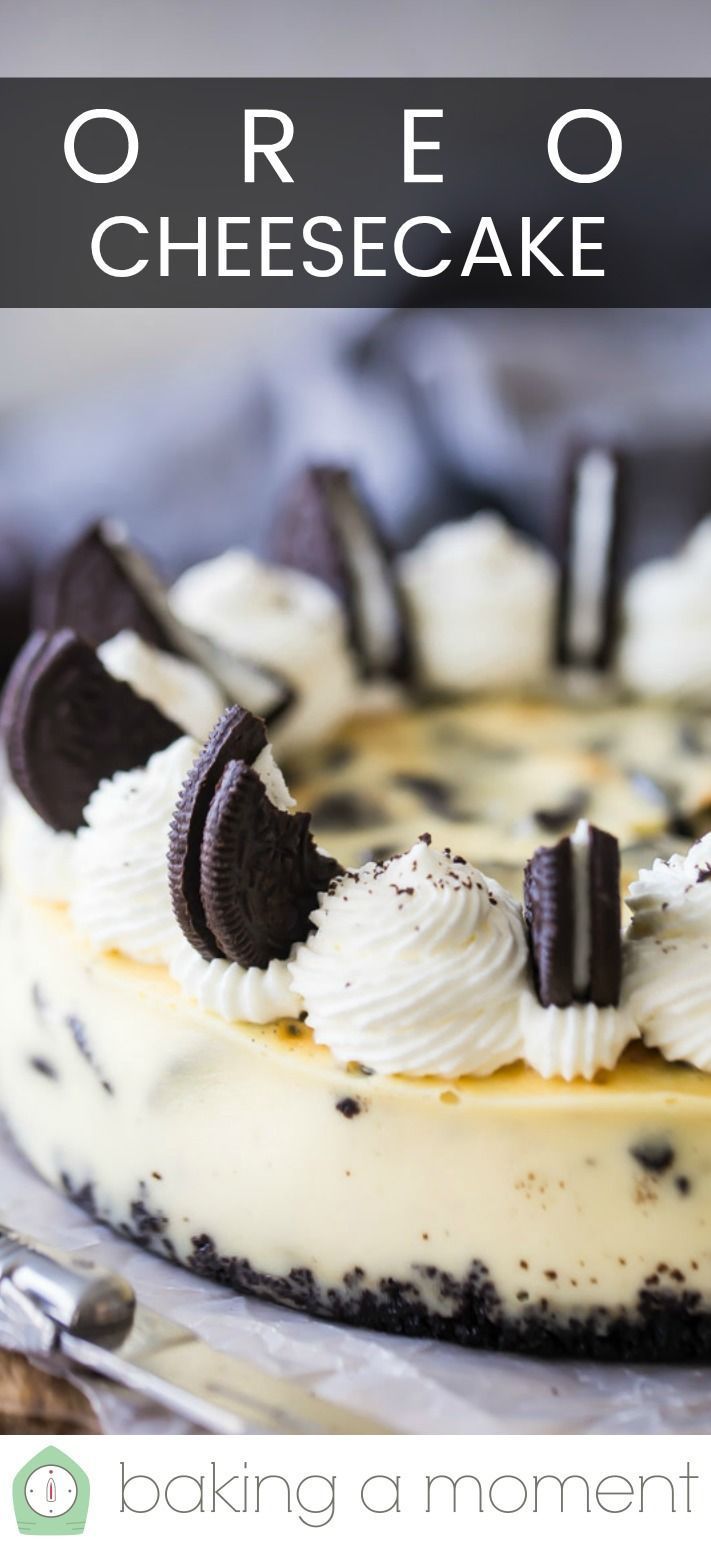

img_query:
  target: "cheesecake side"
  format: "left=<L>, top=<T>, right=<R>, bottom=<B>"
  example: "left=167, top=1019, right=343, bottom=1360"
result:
left=3, top=878, right=711, bottom=1360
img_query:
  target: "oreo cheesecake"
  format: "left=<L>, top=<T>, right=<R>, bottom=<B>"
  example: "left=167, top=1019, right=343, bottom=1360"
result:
left=4, top=464, right=711, bottom=1362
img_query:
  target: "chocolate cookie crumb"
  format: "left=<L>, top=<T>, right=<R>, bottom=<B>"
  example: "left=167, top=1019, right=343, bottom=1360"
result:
left=630, top=1139, right=675, bottom=1174
left=336, top=1097, right=362, bottom=1118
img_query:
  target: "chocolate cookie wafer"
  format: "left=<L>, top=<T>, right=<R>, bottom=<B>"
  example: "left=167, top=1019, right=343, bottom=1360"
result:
left=2, top=629, right=183, bottom=833
left=169, top=708, right=342, bottom=967
left=270, top=466, right=411, bottom=679
left=201, top=761, right=341, bottom=967
left=34, top=520, right=294, bottom=728
left=34, top=520, right=175, bottom=652
left=554, top=446, right=626, bottom=671
left=168, top=704, right=269, bottom=960
left=524, top=819, right=622, bottom=1007
left=0, top=529, right=34, bottom=680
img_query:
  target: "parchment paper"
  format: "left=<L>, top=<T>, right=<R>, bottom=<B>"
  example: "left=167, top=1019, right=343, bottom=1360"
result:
left=2, top=1120, right=711, bottom=1435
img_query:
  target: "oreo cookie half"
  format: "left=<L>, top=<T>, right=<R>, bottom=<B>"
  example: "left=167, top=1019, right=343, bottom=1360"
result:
left=169, top=706, right=342, bottom=966
left=201, top=761, right=341, bottom=967
left=524, top=819, right=622, bottom=1007
left=168, top=704, right=269, bottom=959
left=35, top=520, right=294, bottom=729
left=2, top=629, right=183, bottom=833
left=554, top=446, right=626, bottom=671
left=34, top=520, right=175, bottom=652
left=270, top=466, right=411, bottom=679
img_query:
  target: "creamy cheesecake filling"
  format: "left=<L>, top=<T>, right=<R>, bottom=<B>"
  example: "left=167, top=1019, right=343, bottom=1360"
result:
left=3, top=884, right=711, bottom=1357
left=293, top=693, right=711, bottom=889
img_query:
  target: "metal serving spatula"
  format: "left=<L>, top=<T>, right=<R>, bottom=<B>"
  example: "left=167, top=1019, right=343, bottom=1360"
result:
left=0, top=1224, right=382, bottom=1434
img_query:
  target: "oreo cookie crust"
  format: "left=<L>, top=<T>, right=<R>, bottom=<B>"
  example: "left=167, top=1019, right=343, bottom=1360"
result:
left=524, top=821, right=622, bottom=1007
left=270, top=465, right=411, bottom=679
left=1, top=629, right=183, bottom=832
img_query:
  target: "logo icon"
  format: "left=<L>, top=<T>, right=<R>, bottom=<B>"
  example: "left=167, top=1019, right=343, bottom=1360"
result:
left=13, top=1446, right=90, bottom=1536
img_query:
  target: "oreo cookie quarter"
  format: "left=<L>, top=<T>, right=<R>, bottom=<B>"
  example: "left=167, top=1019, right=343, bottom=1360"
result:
left=524, top=820, right=622, bottom=1008
left=554, top=446, right=626, bottom=671
left=270, top=466, right=411, bottom=680
left=2, top=629, right=183, bottom=833
left=35, top=520, right=294, bottom=730
left=34, top=520, right=175, bottom=653
left=168, top=704, right=269, bottom=960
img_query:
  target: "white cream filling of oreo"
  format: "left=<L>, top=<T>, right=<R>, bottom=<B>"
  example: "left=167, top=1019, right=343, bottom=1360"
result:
left=334, top=488, right=399, bottom=669
left=566, top=450, right=617, bottom=663
left=570, top=817, right=592, bottom=1000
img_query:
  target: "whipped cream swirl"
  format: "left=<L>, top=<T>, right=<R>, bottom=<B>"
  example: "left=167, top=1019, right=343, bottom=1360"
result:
left=98, top=629, right=225, bottom=742
left=625, top=937, right=711, bottom=1071
left=624, top=831, right=711, bottom=1070
left=290, top=838, right=528, bottom=1076
left=170, top=939, right=303, bottom=1025
left=397, top=514, right=558, bottom=694
left=171, top=551, right=364, bottom=754
left=520, top=988, right=638, bottom=1082
left=71, top=735, right=200, bottom=965
left=626, top=832, right=711, bottom=941
left=618, top=518, right=711, bottom=702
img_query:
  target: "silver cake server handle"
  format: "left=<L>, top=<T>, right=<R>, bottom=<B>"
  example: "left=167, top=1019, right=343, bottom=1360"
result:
left=0, top=1225, right=383, bottom=1434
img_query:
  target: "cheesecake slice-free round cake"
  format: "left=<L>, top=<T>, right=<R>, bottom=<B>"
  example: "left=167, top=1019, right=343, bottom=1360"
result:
left=4, top=474, right=711, bottom=1361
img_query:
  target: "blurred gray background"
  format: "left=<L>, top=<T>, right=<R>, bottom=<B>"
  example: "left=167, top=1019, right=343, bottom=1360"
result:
left=2, top=0, right=711, bottom=641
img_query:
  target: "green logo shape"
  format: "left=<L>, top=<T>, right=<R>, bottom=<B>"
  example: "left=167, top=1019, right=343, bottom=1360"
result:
left=13, top=1446, right=90, bottom=1536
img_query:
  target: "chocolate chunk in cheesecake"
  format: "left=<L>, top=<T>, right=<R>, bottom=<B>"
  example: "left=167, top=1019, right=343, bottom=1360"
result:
left=524, top=820, right=622, bottom=1007
left=169, top=704, right=342, bottom=965
left=269, top=465, right=411, bottom=679
left=554, top=446, right=626, bottom=671
left=1, top=629, right=183, bottom=832
left=34, top=520, right=294, bottom=728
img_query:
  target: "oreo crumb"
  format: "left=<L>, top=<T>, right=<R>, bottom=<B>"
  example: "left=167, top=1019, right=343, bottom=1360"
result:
left=29, top=1056, right=58, bottom=1080
left=533, top=791, right=590, bottom=833
left=66, top=1014, right=114, bottom=1096
left=630, top=1139, right=675, bottom=1173
left=336, top=1097, right=362, bottom=1118
left=359, top=841, right=399, bottom=866
left=311, top=792, right=387, bottom=831
left=31, top=982, right=48, bottom=1017
left=676, top=1175, right=692, bottom=1196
